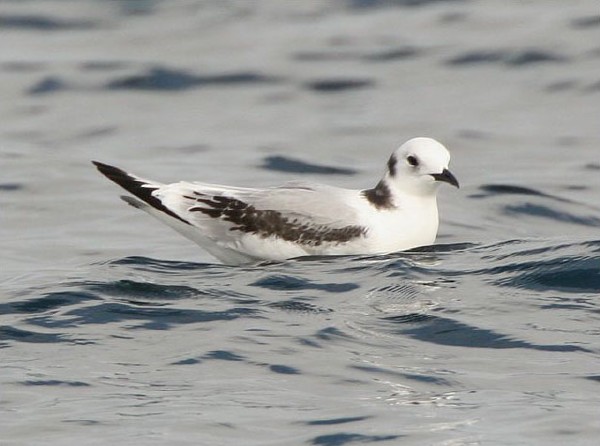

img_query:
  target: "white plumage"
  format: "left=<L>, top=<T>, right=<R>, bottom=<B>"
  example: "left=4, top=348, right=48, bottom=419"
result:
left=94, top=137, right=458, bottom=265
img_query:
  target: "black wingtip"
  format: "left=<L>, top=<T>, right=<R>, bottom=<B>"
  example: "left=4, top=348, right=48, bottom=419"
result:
left=92, top=160, right=108, bottom=170
left=92, top=161, right=130, bottom=184
left=92, top=160, right=145, bottom=194
left=92, top=160, right=191, bottom=225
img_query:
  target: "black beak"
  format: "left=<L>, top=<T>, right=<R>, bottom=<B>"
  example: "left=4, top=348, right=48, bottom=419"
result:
left=431, top=168, right=459, bottom=188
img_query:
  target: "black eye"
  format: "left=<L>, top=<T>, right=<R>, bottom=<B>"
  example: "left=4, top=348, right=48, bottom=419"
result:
left=407, top=155, right=419, bottom=167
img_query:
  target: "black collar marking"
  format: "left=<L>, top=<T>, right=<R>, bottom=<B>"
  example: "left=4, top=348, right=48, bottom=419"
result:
left=362, top=180, right=395, bottom=210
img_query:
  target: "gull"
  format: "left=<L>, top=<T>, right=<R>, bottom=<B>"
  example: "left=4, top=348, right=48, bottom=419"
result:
left=93, top=137, right=458, bottom=265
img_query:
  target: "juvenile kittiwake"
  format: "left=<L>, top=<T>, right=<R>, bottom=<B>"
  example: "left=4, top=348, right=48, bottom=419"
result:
left=93, top=137, right=458, bottom=265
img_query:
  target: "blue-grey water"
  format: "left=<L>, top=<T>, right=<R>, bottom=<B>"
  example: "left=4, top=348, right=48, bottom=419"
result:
left=1, top=1, right=600, bottom=445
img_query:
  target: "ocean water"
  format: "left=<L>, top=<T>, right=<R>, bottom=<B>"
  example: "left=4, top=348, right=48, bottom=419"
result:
left=1, top=1, right=600, bottom=445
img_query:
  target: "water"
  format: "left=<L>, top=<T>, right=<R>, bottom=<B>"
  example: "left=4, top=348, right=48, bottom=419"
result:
left=1, top=1, right=600, bottom=445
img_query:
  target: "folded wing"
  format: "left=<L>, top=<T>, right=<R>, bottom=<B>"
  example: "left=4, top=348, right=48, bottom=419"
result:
left=159, top=180, right=367, bottom=247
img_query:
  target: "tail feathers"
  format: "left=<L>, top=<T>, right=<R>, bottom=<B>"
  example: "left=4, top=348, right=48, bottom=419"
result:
left=93, top=161, right=191, bottom=225
left=120, top=195, right=147, bottom=210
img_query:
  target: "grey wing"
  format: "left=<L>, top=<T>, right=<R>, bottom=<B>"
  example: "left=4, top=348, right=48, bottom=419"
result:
left=252, top=182, right=363, bottom=226
left=158, top=181, right=366, bottom=244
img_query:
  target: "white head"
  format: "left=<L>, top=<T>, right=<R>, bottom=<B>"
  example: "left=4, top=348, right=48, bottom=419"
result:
left=385, top=137, right=458, bottom=196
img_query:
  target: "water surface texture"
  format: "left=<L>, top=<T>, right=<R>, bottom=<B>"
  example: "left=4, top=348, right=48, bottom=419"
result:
left=2, top=1, right=600, bottom=445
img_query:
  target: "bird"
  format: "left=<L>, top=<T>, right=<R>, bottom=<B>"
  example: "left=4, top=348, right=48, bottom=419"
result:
left=93, top=137, right=458, bottom=265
